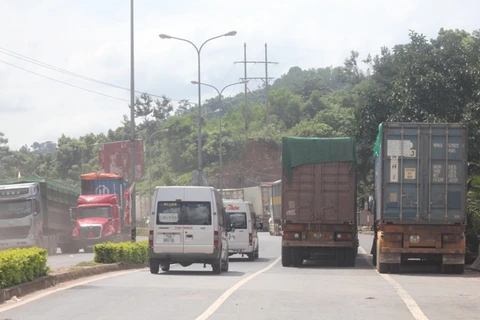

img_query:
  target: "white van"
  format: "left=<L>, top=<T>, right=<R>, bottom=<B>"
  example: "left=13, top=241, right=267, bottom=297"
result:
left=224, top=199, right=259, bottom=260
left=148, top=186, right=230, bottom=274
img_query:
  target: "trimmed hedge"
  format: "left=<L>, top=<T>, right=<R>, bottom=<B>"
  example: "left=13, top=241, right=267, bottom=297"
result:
left=94, top=241, right=148, bottom=265
left=0, top=247, right=49, bottom=289
left=136, top=228, right=149, bottom=237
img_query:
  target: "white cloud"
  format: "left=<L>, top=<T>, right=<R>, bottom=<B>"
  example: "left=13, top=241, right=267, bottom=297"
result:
left=0, top=0, right=479, bottom=149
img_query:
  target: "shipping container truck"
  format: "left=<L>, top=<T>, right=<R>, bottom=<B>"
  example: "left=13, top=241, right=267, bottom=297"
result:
left=270, top=180, right=282, bottom=236
left=281, top=137, right=358, bottom=267
left=260, top=182, right=273, bottom=232
left=69, top=173, right=133, bottom=252
left=220, top=188, right=245, bottom=201
left=371, top=123, right=468, bottom=274
left=0, top=177, right=79, bottom=255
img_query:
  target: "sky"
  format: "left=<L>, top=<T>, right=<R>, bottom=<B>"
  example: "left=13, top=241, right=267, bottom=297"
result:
left=0, top=0, right=479, bottom=150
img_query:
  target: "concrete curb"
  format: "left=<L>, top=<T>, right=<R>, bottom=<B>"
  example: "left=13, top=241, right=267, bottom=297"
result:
left=0, top=262, right=146, bottom=303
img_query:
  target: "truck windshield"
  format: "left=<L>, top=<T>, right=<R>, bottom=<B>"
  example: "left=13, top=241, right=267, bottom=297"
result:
left=156, top=202, right=212, bottom=225
left=0, top=200, right=32, bottom=219
left=78, top=207, right=111, bottom=219
left=227, top=212, right=247, bottom=229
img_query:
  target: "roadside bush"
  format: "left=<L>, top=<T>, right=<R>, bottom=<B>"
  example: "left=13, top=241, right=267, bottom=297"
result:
left=94, top=241, right=148, bottom=265
left=136, top=228, right=149, bottom=237
left=0, top=247, right=49, bottom=289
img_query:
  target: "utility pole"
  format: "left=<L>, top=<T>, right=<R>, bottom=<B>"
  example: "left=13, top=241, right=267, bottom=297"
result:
left=129, top=0, right=136, bottom=242
left=234, top=42, right=278, bottom=126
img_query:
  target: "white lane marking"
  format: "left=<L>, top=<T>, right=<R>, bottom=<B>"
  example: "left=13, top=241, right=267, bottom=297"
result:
left=0, top=268, right=146, bottom=313
left=359, top=246, right=429, bottom=320
left=195, top=257, right=281, bottom=320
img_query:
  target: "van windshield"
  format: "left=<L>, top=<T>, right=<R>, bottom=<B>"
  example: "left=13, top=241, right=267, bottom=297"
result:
left=228, top=212, right=247, bottom=229
left=156, top=202, right=212, bottom=225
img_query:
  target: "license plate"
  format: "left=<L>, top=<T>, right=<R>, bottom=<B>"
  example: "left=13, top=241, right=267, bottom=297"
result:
left=158, top=233, right=180, bottom=244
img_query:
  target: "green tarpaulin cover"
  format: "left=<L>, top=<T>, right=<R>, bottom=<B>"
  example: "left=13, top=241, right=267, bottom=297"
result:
left=373, top=123, right=383, bottom=159
left=281, top=136, right=357, bottom=183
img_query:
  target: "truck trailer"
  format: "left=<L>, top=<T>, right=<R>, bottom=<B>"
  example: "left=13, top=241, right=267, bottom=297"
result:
left=281, top=137, right=358, bottom=267
left=371, top=123, right=468, bottom=274
left=0, top=177, right=79, bottom=255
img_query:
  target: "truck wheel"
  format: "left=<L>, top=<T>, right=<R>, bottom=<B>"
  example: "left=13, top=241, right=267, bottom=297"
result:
left=453, top=264, right=464, bottom=274
left=212, top=259, right=222, bottom=274
left=377, top=263, right=389, bottom=274
left=281, top=246, right=292, bottom=267
left=336, top=248, right=346, bottom=267
left=247, top=253, right=255, bottom=261
left=345, top=248, right=356, bottom=267
left=389, top=263, right=400, bottom=274
left=291, top=248, right=303, bottom=267
left=150, top=261, right=160, bottom=274
left=161, top=263, right=170, bottom=272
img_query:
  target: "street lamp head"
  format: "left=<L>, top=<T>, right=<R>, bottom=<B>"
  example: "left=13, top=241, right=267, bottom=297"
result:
left=159, top=34, right=172, bottom=39
left=191, top=81, right=199, bottom=85
left=224, top=31, right=237, bottom=37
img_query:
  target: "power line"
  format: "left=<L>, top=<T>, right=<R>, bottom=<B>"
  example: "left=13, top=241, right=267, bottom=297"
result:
left=0, top=46, right=175, bottom=101
left=0, top=59, right=129, bottom=102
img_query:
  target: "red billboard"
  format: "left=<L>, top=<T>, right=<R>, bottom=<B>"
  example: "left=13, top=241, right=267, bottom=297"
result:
left=98, top=140, right=145, bottom=181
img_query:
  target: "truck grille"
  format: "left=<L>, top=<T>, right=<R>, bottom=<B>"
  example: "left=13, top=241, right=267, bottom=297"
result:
left=0, top=226, right=31, bottom=240
left=79, top=226, right=102, bottom=239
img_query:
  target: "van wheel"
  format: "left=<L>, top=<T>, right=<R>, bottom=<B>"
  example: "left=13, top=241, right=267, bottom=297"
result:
left=212, top=259, right=222, bottom=274
left=161, top=263, right=170, bottom=272
left=221, top=256, right=229, bottom=272
left=282, top=246, right=292, bottom=267
left=150, top=261, right=160, bottom=274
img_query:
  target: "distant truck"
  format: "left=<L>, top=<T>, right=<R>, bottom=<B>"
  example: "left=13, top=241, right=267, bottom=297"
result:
left=68, top=173, right=132, bottom=253
left=269, top=180, right=282, bottom=236
left=371, top=123, right=468, bottom=274
left=281, top=137, right=358, bottom=267
left=0, top=177, right=79, bottom=255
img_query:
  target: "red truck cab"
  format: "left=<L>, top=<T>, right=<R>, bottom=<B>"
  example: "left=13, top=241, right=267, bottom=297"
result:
left=72, top=194, right=120, bottom=252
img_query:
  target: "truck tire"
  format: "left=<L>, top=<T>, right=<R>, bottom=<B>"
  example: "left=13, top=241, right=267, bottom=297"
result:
left=336, top=248, right=346, bottom=267
left=453, top=264, right=464, bottom=274
left=282, top=246, right=292, bottom=267
left=150, top=260, right=160, bottom=274
left=291, top=248, right=303, bottom=267
left=377, top=263, right=389, bottom=274
left=389, top=263, right=400, bottom=274
left=345, top=248, right=356, bottom=267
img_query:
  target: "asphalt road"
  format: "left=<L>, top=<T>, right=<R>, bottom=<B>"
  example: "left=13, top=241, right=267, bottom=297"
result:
left=2, top=233, right=479, bottom=320
left=47, top=236, right=148, bottom=270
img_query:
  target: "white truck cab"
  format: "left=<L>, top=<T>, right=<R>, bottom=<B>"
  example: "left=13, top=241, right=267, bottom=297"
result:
left=224, top=199, right=259, bottom=260
left=148, top=186, right=230, bottom=274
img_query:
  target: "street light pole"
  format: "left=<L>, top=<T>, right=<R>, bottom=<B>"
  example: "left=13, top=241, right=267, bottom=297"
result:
left=147, top=129, right=169, bottom=208
left=159, top=31, right=237, bottom=186
left=191, top=80, right=248, bottom=192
